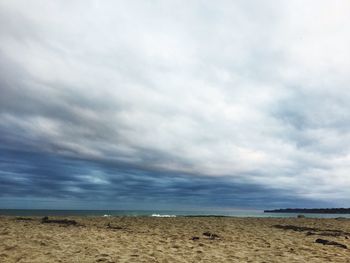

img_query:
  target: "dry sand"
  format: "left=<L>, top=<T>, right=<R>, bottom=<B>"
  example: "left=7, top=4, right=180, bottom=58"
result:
left=1, top=216, right=350, bottom=262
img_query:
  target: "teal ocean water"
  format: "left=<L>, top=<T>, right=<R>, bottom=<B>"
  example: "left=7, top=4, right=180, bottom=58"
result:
left=1, top=209, right=350, bottom=218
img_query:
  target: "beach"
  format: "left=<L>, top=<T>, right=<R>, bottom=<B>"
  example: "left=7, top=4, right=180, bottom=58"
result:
left=1, top=216, right=350, bottom=262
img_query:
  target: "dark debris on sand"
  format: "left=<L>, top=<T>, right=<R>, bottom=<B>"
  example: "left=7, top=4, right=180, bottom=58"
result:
left=315, top=238, right=347, bottom=249
left=41, top=216, right=78, bottom=226
left=15, top=217, right=34, bottom=221
left=273, top=224, right=349, bottom=249
left=106, top=223, right=124, bottom=230
left=273, top=225, right=318, bottom=232
left=273, top=224, right=350, bottom=237
left=203, top=232, right=220, bottom=240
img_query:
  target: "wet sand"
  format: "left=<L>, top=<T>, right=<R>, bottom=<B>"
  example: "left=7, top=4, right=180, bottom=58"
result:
left=1, top=216, right=350, bottom=262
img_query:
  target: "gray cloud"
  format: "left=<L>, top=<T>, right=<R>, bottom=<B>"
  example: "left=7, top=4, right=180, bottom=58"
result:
left=1, top=0, right=350, bottom=208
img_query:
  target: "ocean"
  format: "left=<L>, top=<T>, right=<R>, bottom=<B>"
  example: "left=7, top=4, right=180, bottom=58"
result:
left=1, top=209, right=350, bottom=218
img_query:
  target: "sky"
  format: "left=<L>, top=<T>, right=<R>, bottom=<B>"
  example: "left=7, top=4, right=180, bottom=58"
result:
left=1, top=0, right=350, bottom=210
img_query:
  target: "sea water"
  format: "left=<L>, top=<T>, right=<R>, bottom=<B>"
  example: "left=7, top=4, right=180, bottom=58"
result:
left=1, top=209, right=350, bottom=218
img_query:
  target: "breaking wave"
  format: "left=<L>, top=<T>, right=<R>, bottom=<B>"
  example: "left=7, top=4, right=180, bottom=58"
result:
left=151, top=214, right=176, bottom=217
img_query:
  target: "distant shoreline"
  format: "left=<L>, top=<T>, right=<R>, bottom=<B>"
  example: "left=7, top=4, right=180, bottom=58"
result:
left=264, top=208, right=350, bottom=214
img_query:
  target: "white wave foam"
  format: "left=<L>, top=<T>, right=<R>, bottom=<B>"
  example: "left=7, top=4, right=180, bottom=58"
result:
left=151, top=214, right=176, bottom=217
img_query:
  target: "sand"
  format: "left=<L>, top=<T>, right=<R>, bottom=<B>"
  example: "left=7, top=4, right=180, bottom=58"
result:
left=1, top=216, right=350, bottom=262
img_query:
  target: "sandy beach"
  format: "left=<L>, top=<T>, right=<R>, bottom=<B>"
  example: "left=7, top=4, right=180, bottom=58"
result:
left=1, top=216, right=350, bottom=262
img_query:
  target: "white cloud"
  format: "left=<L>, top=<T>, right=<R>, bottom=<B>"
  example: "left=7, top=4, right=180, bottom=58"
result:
left=1, top=0, right=350, bottom=204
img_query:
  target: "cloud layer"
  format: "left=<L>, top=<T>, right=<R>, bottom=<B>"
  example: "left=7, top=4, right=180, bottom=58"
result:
left=1, top=0, right=350, bottom=209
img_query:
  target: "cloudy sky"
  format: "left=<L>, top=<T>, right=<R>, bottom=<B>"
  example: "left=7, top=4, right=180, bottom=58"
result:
left=1, top=0, right=350, bottom=210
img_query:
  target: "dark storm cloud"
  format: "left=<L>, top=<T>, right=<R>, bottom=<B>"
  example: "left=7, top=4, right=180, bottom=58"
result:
left=1, top=0, right=350, bottom=208
left=0, top=147, right=327, bottom=209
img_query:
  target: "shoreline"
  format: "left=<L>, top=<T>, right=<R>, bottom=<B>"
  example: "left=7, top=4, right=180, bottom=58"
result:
left=2, top=209, right=350, bottom=219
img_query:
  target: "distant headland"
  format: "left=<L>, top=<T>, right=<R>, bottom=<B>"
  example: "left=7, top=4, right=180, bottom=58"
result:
left=264, top=208, right=350, bottom=214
